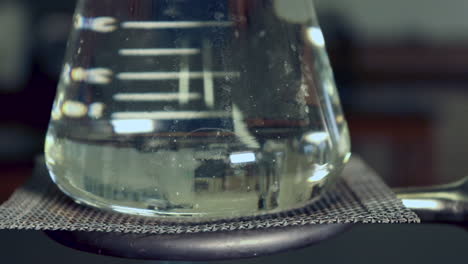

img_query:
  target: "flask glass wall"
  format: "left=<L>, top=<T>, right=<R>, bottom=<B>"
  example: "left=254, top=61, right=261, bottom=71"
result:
left=45, top=0, right=351, bottom=218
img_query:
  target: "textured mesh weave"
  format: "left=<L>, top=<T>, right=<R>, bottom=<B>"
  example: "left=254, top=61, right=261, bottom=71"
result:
left=0, top=157, right=419, bottom=234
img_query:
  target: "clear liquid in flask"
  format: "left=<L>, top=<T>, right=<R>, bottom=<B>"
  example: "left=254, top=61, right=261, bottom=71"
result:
left=45, top=0, right=351, bottom=219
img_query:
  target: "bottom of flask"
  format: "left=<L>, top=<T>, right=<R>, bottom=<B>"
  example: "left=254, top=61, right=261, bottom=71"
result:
left=47, top=164, right=342, bottom=221
left=45, top=130, right=348, bottom=220
left=50, top=172, right=336, bottom=220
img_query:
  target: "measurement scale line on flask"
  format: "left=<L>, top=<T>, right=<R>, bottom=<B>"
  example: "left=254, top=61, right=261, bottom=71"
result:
left=121, top=21, right=234, bottom=29
left=116, top=72, right=240, bottom=81
left=76, top=16, right=239, bottom=122
left=113, top=93, right=202, bottom=102
left=119, top=48, right=201, bottom=56
left=112, top=111, right=231, bottom=120
left=76, top=15, right=235, bottom=32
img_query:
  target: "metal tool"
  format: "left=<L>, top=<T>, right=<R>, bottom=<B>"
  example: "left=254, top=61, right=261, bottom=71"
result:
left=396, top=177, right=468, bottom=224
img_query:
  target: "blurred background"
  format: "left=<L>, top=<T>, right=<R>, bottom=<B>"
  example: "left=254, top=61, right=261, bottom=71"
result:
left=2, top=0, right=468, bottom=263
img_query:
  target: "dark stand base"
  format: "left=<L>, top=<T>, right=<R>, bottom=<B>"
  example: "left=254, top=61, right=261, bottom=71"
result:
left=45, top=224, right=350, bottom=261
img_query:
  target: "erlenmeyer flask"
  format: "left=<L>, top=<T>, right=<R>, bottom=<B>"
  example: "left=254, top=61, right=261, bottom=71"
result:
left=45, top=0, right=351, bottom=219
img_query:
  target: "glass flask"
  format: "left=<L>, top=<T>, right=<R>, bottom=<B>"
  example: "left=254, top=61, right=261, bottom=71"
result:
left=45, top=0, right=351, bottom=219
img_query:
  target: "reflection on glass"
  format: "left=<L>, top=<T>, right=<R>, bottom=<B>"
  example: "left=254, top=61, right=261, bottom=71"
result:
left=45, top=0, right=351, bottom=219
left=401, top=199, right=444, bottom=211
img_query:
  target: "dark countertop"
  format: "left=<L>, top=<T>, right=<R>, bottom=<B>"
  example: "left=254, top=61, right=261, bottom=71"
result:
left=1, top=224, right=467, bottom=264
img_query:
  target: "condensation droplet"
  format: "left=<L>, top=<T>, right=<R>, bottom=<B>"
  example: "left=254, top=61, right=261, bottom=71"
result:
left=88, top=102, right=105, bottom=119
left=214, top=12, right=225, bottom=20
left=62, top=100, right=88, bottom=118
left=164, top=105, right=175, bottom=111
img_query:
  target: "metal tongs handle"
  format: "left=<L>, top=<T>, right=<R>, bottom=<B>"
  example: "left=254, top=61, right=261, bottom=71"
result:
left=395, top=177, right=468, bottom=224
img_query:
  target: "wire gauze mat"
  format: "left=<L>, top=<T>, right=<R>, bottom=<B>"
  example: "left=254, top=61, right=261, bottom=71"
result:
left=0, top=157, right=419, bottom=234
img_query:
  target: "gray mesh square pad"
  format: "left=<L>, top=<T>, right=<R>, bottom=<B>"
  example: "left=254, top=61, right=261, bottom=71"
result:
left=0, top=157, right=419, bottom=234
